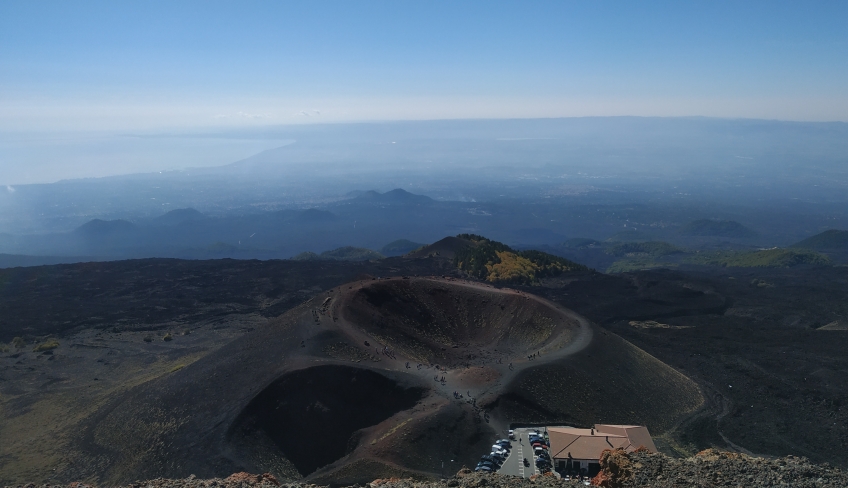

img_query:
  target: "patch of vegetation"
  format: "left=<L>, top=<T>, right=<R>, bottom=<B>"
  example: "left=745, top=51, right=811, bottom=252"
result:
left=607, top=259, right=678, bottom=274
left=33, top=339, right=59, bottom=352
left=143, top=335, right=153, bottom=343
left=606, top=241, right=684, bottom=257
left=792, top=229, right=848, bottom=250
left=170, top=364, right=186, bottom=373
left=0, top=343, right=8, bottom=353
left=687, top=248, right=830, bottom=268
left=380, top=239, right=425, bottom=256
left=12, top=336, right=25, bottom=349
left=454, top=235, right=587, bottom=283
left=679, top=219, right=756, bottom=238
left=163, top=333, right=173, bottom=342
left=293, top=246, right=385, bottom=262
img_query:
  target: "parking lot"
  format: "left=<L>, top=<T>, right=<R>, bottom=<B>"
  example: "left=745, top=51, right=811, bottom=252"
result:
left=474, top=427, right=551, bottom=479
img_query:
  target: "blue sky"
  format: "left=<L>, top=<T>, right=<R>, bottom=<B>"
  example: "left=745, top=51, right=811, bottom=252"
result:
left=1, top=1, right=847, bottom=131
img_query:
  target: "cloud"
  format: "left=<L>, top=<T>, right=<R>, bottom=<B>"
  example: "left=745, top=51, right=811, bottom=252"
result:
left=6, top=185, right=15, bottom=193
left=236, top=111, right=272, bottom=119
left=297, top=110, right=321, bottom=117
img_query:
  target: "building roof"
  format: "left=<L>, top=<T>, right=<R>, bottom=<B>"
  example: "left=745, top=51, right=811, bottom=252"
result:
left=548, top=424, right=657, bottom=461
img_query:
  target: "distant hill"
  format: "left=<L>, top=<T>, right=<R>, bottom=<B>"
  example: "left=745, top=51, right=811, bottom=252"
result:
left=406, top=236, right=474, bottom=259
left=605, top=229, right=656, bottom=242
left=353, top=188, right=434, bottom=204
left=680, top=219, right=756, bottom=238
left=561, top=238, right=602, bottom=249
left=380, top=239, right=425, bottom=256
left=74, top=219, right=135, bottom=235
left=0, top=254, right=101, bottom=269
left=154, top=208, right=206, bottom=226
left=293, top=246, right=384, bottom=262
left=453, top=234, right=588, bottom=283
left=792, top=229, right=848, bottom=250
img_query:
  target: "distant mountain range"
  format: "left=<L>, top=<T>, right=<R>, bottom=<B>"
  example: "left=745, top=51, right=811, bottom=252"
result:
left=793, top=229, right=848, bottom=250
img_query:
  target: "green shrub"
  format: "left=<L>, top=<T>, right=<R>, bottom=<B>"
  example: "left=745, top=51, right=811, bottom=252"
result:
left=33, top=339, right=59, bottom=352
left=163, top=333, right=173, bottom=342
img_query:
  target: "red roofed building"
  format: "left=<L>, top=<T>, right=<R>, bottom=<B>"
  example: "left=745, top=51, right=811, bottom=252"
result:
left=547, top=424, right=657, bottom=476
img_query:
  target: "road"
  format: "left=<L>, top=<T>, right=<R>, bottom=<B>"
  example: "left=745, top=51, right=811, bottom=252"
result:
left=495, top=428, right=542, bottom=478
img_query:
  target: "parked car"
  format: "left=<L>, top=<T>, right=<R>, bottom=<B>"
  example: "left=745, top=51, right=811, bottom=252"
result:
left=475, top=466, right=492, bottom=472
left=508, top=430, right=515, bottom=440
left=496, top=439, right=512, bottom=448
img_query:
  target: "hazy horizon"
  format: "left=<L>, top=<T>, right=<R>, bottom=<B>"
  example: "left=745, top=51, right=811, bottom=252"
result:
left=3, top=115, right=848, bottom=186
left=2, top=2, right=847, bottom=261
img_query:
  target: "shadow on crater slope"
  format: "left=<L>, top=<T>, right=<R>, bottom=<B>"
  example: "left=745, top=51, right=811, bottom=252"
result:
left=230, top=365, right=425, bottom=476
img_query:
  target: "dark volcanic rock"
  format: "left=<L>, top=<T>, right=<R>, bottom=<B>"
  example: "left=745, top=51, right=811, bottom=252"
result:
left=9, top=451, right=845, bottom=488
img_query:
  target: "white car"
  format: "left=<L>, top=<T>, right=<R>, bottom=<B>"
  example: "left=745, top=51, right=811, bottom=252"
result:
left=492, top=448, right=508, bottom=457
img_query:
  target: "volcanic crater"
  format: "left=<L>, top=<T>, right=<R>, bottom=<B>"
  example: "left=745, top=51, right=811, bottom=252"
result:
left=69, top=277, right=702, bottom=485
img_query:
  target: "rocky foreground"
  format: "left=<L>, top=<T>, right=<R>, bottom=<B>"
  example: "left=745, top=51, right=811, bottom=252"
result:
left=5, top=450, right=848, bottom=488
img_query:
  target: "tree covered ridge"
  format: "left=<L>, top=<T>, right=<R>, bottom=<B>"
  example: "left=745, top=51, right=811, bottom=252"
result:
left=454, top=234, right=588, bottom=283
